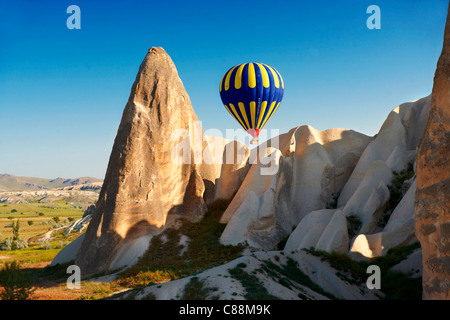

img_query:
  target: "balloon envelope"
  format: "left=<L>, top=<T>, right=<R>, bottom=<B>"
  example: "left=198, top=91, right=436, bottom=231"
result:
left=219, top=63, right=284, bottom=138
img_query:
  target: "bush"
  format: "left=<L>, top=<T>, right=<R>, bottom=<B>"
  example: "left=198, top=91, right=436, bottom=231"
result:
left=0, top=239, right=12, bottom=251
left=52, top=216, right=60, bottom=223
left=0, top=238, right=28, bottom=251
left=0, top=261, right=35, bottom=300
left=38, top=212, right=44, bottom=216
left=11, top=209, right=17, bottom=213
left=27, top=221, right=34, bottom=226
left=346, top=215, right=362, bottom=238
left=40, top=242, right=53, bottom=250
left=181, top=277, right=212, bottom=300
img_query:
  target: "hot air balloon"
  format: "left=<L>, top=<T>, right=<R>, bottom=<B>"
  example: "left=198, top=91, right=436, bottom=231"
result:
left=219, top=63, right=284, bottom=144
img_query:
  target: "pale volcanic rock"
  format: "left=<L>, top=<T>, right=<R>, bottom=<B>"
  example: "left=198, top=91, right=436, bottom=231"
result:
left=220, top=126, right=372, bottom=249
left=342, top=162, right=392, bottom=234
left=391, top=248, right=423, bottom=278
left=50, top=234, right=86, bottom=266
left=315, top=210, right=349, bottom=254
left=338, top=96, right=431, bottom=208
left=213, top=140, right=250, bottom=202
left=284, top=209, right=337, bottom=252
left=288, top=126, right=372, bottom=222
left=219, top=148, right=285, bottom=248
left=349, top=181, right=417, bottom=259
left=283, top=96, right=430, bottom=257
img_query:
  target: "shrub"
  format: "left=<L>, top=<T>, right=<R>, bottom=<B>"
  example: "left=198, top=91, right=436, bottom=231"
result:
left=228, top=263, right=279, bottom=300
left=52, top=216, right=60, bottom=223
left=27, top=221, right=34, bottom=226
left=181, top=277, right=212, bottom=300
left=0, top=261, right=35, bottom=300
left=77, top=295, right=95, bottom=300
left=37, top=212, right=44, bottom=216
left=40, top=242, right=53, bottom=250
left=11, top=209, right=17, bottom=213
left=52, top=223, right=64, bottom=229
left=0, top=238, right=28, bottom=251
left=346, top=215, right=362, bottom=238
left=380, top=161, right=415, bottom=228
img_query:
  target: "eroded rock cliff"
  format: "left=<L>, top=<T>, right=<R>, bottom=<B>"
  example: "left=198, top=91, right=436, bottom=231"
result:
left=415, top=4, right=450, bottom=300
left=75, top=48, right=225, bottom=276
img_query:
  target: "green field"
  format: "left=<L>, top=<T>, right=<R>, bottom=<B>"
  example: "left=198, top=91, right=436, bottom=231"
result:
left=0, top=201, right=101, bottom=300
left=0, top=202, right=85, bottom=266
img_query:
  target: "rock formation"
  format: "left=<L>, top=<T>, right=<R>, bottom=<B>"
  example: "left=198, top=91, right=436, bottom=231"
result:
left=213, top=140, right=250, bottom=201
left=415, top=4, right=450, bottom=300
left=350, top=180, right=417, bottom=258
left=74, top=48, right=227, bottom=276
left=220, top=126, right=373, bottom=249
left=284, top=96, right=430, bottom=257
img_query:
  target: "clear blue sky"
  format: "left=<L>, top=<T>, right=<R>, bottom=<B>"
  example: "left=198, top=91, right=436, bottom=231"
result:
left=0, top=0, right=448, bottom=179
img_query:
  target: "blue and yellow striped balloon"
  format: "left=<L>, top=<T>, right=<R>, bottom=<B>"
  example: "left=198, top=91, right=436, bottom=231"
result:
left=219, top=63, right=284, bottom=139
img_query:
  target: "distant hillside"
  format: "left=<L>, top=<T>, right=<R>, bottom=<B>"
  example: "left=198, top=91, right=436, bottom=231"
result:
left=0, top=174, right=102, bottom=192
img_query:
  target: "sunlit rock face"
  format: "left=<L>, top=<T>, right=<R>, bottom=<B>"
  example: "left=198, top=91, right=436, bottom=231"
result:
left=220, top=126, right=373, bottom=249
left=415, top=4, right=450, bottom=300
left=75, top=47, right=225, bottom=276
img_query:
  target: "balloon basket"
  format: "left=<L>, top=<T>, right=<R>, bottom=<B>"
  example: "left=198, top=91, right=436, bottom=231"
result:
left=250, top=139, right=259, bottom=145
